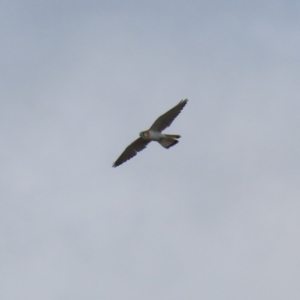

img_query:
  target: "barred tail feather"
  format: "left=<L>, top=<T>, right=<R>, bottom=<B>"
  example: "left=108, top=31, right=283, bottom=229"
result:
left=165, top=134, right=181, bottom=139
left=159, top=138, right=179, bottom=149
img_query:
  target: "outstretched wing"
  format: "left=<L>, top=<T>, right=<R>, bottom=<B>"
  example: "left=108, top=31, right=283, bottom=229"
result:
left=113, top=138, right=151, bottom=167
left=149, top=99, right=188, bottom=132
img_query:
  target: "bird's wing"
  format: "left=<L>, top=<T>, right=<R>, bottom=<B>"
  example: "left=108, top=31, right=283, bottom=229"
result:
left=113, top=138, right=151, bottom=167
left=149, top=99, right=188, bottom=132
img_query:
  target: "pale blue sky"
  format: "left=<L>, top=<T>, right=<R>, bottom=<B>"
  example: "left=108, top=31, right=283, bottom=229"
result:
left=1, top=1, right=300, bottom=299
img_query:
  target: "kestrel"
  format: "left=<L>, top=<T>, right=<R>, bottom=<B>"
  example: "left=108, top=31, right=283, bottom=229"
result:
left=113, top=99, right=188, bottom=167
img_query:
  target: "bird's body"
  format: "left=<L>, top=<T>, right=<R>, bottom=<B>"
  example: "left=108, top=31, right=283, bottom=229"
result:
left=113, top=99, right=188, bottom=167
left=139, top=130, right=178, bottom=141
left=140, top=130, right=181, bottom=149
left=140, top=130, right=162, bottom=141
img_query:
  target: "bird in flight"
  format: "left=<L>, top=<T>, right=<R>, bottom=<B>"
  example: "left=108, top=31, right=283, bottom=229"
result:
left=113, top=99, right=188, bottom=167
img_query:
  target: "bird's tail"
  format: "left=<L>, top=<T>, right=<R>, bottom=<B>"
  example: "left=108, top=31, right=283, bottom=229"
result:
left=159, top=134, right=180, bottom=149
left=165, top=134, right=181, bottom=139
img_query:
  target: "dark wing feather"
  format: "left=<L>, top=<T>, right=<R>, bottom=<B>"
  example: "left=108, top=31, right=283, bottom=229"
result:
left=149, top=99, right=188, bottom=132
left=113, top=138, right=151, bottom=167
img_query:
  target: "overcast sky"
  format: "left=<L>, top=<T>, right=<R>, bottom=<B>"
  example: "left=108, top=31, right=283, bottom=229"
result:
left=1, top=1, right=300, bottom=299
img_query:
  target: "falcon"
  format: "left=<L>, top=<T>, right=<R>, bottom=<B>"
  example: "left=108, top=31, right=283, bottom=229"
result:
left=113, top=99, right=188, bottom=167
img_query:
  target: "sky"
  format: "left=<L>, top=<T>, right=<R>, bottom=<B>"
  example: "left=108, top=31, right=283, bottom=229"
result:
left=1, top=1, right=300, bottom=299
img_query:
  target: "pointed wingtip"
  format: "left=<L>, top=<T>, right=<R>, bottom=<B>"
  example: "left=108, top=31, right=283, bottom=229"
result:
left=180, top=98, right=188, bottom=104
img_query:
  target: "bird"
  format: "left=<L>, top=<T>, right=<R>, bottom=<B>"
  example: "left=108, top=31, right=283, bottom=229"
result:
left=113, top=99, right=188, bottom=167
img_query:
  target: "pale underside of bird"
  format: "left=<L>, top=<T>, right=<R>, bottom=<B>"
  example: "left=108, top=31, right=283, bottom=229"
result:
left=113, top=99, right=188, bottom=167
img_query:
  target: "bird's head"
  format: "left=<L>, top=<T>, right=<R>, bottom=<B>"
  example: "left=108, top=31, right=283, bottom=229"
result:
left=139, top=131, right=149, bottom=139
